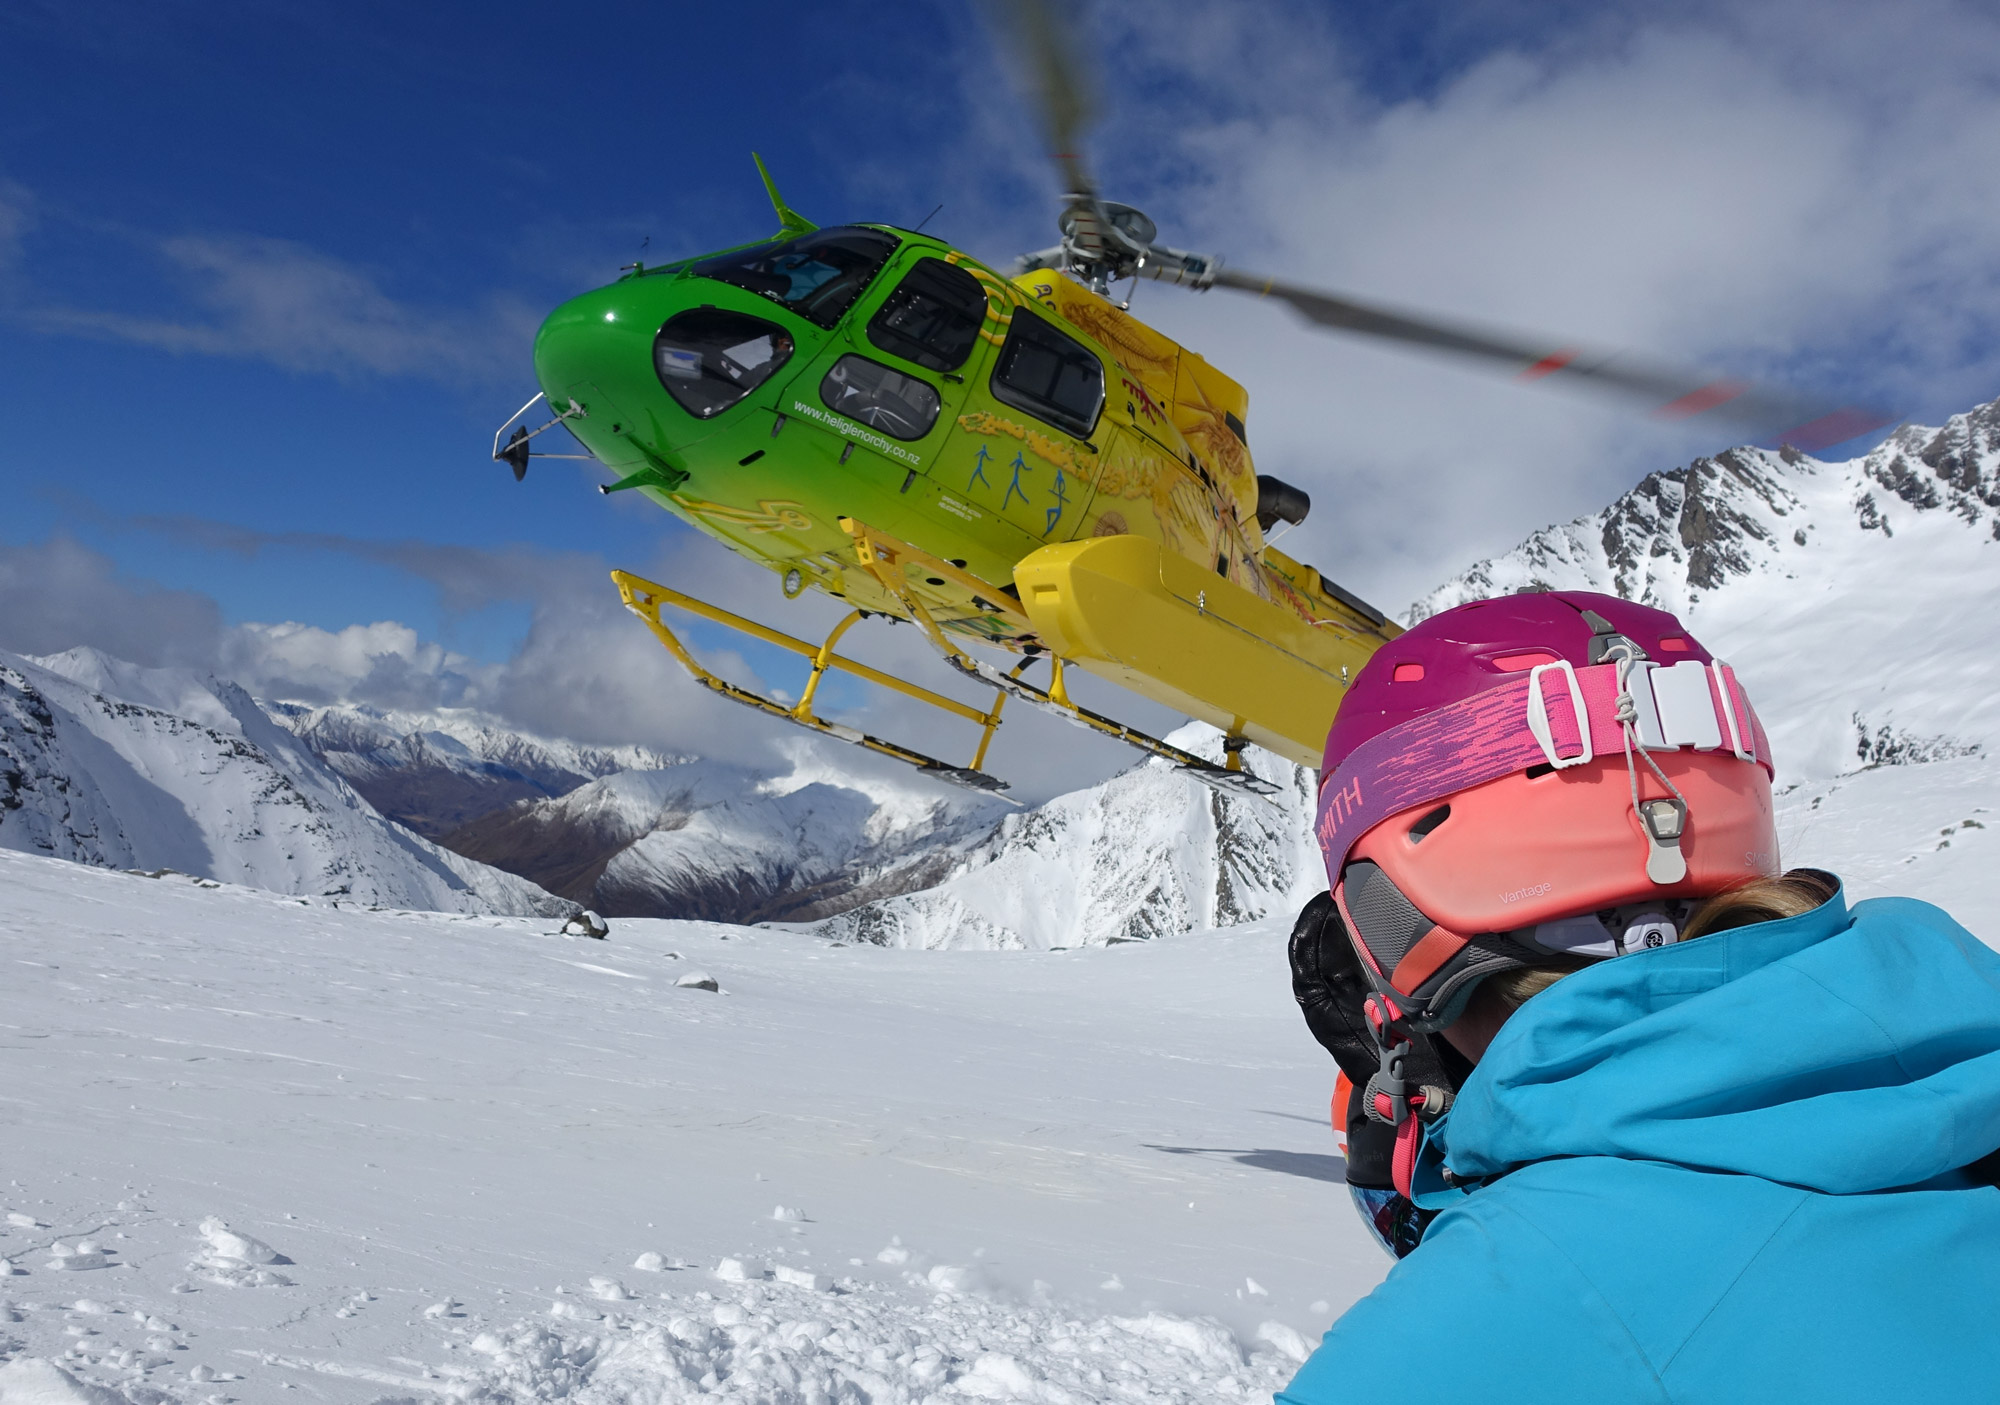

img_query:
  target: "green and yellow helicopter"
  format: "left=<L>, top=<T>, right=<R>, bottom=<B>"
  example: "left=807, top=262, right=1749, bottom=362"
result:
left=496, top=4, right=1883, bottom=798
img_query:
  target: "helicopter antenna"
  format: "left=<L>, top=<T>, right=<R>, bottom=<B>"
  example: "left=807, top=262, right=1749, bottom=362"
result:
left=751, top=153, right=817, bottom=239
left=913, top=202, right=943, bottom=233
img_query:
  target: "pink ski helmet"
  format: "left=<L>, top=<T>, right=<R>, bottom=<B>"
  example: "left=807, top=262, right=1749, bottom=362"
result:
left=1316, top=591, right=1779, bottom=1031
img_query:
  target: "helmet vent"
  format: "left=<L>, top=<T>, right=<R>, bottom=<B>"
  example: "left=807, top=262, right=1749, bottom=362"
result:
left=1408, top=805, right=1451, bottom=843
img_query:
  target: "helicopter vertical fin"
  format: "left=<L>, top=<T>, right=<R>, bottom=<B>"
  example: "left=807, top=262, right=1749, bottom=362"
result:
left=752, top=153, right=817, bottom=238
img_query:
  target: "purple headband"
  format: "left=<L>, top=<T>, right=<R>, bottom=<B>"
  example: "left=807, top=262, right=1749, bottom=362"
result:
left=1316, top=659, right=1771, bottom=876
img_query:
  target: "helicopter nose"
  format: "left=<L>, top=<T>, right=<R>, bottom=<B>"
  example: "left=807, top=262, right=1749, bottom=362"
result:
left=532, top=289, right=636, bottom=391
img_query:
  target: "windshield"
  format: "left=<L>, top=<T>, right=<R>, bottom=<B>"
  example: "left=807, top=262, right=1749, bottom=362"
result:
left=691, top=227, right=900, bottom=330
left=652, top=308, right=795, bottom=420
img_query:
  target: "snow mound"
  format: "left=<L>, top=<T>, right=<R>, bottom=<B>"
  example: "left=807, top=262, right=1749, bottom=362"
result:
left=0, top=1357, right=127, bottom=1405
left=450, top=1270, right=1303, bottom=1404
left=189, top=1215, right=293, bottom=1286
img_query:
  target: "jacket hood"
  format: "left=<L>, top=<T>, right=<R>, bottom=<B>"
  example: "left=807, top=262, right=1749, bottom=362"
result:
left=1439, top=886, right=2000, bottom=1193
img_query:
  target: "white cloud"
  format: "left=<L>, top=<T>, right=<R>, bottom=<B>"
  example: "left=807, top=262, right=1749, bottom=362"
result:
left=931, top=0, right=2000, bottom=608
left=0, top=536, right=222, bottom=667
left=221, top=620, right=496, bottom=712
left=33, top=233, right=537, bottom=383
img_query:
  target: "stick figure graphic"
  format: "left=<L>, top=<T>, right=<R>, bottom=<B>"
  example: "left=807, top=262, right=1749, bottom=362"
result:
left=969, top=444, right=993, bottom=490
left=1002, top=451, right=1032, bottom=510
left=1044, top=468, right=1069, bottom=535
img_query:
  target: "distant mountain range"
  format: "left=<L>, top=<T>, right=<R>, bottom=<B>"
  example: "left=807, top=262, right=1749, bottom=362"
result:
left=267, top=700, right=683, bottom=839
left=257, top=700, right=1006, bottom=924
left=0, top=649, right=573, bottom=917
left=7, top=394, right=1996, bottom=940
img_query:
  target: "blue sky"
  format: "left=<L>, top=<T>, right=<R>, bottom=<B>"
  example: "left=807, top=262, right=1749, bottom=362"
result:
left=5, top=0, right=1999, bottom=797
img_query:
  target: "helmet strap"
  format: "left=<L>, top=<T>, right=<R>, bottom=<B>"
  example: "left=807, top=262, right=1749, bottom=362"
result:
left=1357, top=987, right=1454, bottom=1199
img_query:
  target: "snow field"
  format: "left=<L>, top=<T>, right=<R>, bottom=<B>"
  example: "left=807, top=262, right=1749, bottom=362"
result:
left=3, top=751, right=1993, bottom=1402
left=0, top=848, right=1374, bottom=1402
left=393, top=1269, right=1309, bottom=1403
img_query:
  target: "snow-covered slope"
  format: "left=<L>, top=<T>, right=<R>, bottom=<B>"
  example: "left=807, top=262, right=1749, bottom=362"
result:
left=1, top=648, right=575, bottom=917
left=444, top=756, right=1004, bottom=924
left=1409, top=395, right=2000, bottom=782
left=0, top=847, right=1352, bottom=1403
left=806, top=724, right=1322, bottom=950
left=267, top=700, right=682, bottom=838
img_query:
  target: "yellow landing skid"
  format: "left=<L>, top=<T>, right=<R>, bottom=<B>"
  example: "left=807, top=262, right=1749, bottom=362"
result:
left=838, top=519, right=1281, bottom=803
left=611, top=570, right=1014, bottom=795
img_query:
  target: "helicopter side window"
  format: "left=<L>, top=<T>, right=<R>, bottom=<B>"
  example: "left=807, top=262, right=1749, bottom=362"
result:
left=819, top=354, right=941, bottom=441
left=865, top=258, right=988, bottom=372
left=691, top=227, right=900, bottom=330
left=990, top=310, right=1104, bottom=439
left=652, top=308, right=796, bottom=420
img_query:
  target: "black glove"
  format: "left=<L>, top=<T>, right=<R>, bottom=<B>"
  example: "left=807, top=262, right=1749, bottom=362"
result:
left=1288, top=891, right=1474, bottom=1192
left=1288, top=890, right=1388, bottom=1087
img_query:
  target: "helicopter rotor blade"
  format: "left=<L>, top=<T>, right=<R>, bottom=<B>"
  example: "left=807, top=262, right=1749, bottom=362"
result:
left=987, top=0, right=1133, bottom=267
left=1200, top=267, right=1892, bottom=451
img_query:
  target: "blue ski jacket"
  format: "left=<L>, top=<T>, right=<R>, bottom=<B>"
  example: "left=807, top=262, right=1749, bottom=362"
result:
left=1280, top=885, right=2000, bottom=1404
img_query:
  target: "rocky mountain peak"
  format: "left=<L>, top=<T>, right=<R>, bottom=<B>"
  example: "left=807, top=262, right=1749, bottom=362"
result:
left=1409, top=393, right=2000, bottom=625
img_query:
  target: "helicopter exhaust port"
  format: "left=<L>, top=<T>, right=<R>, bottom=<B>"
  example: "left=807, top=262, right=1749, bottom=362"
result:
left=1255, top=475, right=1311, bottom=534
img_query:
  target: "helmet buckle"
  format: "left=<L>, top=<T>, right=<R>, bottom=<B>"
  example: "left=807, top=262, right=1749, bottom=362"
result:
left=1640, top=796, right=1690, bottom=884
left=1525, top=660, right=1594, bottom=769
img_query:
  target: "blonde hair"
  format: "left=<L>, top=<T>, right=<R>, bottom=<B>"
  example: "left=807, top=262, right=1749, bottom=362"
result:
left=1485, top=871, right=1838, bottom=1014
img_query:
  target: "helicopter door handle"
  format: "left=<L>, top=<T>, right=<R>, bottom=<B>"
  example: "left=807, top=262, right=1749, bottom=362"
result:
left=940, top=373, right=965, bottom=383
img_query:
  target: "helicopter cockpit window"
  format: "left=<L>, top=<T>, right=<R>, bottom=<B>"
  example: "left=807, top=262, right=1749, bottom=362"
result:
left=865, top=258, right=988, bottom=372
left=691, top=227, right=900, bottom=330
left=819, top=354, right=941, bottom=441
left=990, top=310, right=1104, bottom=439
left=652, top=308, right=795, bottom=420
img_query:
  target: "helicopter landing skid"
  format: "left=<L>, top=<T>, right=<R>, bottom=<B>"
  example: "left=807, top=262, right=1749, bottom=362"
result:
left=839, top=519, right=1281, bottom=805
left=611, top=570, right=1016, bottom=798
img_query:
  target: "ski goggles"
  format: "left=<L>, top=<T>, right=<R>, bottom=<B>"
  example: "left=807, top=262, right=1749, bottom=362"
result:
left=1350, top=1185, right=1436, bottom=1260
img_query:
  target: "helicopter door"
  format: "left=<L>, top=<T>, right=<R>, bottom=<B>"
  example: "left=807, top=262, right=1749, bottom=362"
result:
left=775, top=254, right=990, bottom=492
left=961, top=306, right=1106, bottom=544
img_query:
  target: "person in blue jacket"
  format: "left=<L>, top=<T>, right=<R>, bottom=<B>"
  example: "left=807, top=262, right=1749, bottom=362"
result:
left=1284, top=590, right=2000, bottom=1402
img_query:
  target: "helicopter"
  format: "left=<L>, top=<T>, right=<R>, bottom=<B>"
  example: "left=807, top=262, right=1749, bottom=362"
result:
left=494, top=2, right=1886, bottom=800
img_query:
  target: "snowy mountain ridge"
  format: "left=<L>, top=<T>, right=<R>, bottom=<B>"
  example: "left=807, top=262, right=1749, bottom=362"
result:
left=1410, top=394, right=2000, bottom=782
left=265, top=697, right=686, bottom=838
left=803, top=724, right=1323, bottom=950
left=442, top=756, right=1004, bottom=924
left=1, top=648, right=575, bottom=917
